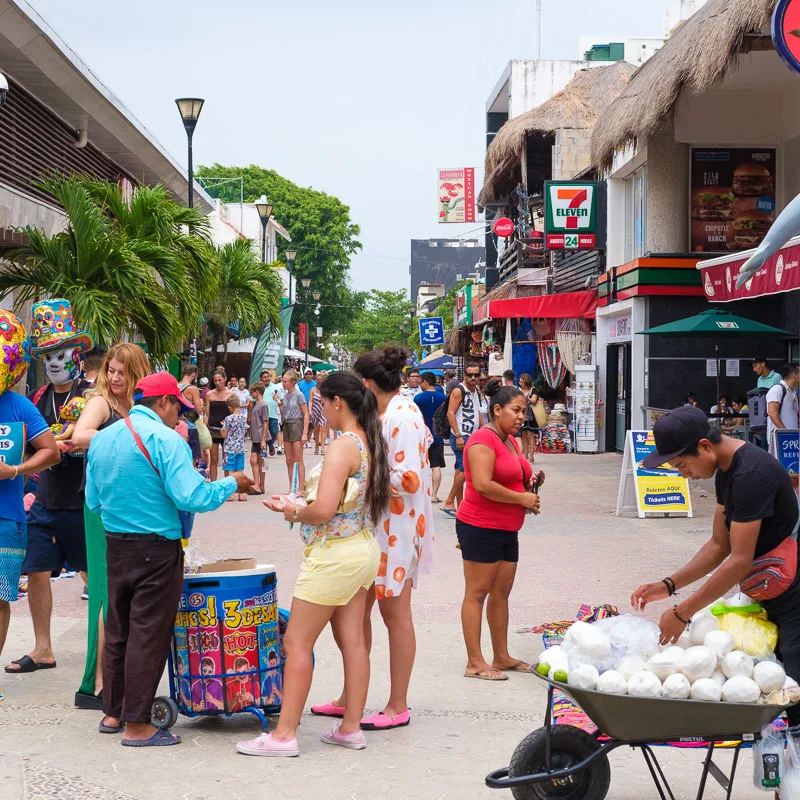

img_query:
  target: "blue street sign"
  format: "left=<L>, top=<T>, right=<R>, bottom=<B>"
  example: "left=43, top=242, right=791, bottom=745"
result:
left=419, top=317, right=445, bottom=347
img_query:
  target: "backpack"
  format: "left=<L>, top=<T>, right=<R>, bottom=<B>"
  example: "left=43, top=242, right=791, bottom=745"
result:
left=432, top=383, right=464, bottom=439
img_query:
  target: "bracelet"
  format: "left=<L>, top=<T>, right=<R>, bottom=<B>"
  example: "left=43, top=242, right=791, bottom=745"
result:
left=11, top=465, right=19, bottom=479
left=662, top=576, right=677, bottom=596
left=672, top=606, right=692, bottom=625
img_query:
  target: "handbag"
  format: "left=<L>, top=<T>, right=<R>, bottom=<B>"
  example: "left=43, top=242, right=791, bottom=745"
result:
left=124, top=417, right=195, bottom=539
left=740, top=520, right=799, bottom=601
left=195, top=418, right=213, bottom=451
left=304, top=466, right=360, bottom=514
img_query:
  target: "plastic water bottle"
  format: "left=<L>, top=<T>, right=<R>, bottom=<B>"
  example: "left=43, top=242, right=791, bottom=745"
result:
left=754, top=724, right=783, bottom=791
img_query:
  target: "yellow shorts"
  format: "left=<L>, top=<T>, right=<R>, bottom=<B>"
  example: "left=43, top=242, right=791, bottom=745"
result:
left=293, top=530, right=380, bottom=606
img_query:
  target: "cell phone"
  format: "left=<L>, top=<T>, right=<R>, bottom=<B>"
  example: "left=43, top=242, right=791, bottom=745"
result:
left=532, top=473, right=545, bottom=494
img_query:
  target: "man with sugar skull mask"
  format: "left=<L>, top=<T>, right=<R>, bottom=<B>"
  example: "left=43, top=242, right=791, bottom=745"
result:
left=5, top=299, right=93, bottom=674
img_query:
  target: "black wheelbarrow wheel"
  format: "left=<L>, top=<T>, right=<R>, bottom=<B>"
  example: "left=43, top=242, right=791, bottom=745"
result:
left=508, top=726, right=610, bottom=800
left=151, top=696, right=179, bottom=730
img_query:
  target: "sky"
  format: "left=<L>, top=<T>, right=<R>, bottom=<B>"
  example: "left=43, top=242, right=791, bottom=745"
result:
left=27, top=0, right=666, bottom=293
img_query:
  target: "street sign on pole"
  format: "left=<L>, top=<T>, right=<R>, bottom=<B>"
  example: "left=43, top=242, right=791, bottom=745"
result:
left=419, top=317, right=445, bottom=347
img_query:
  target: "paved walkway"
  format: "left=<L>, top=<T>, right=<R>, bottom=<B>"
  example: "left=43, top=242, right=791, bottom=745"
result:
left=0, top=450, right=765, bottom=799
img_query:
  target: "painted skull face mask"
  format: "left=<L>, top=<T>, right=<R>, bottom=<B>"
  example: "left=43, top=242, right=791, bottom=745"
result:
left=43, top=347, right=80, bottom=386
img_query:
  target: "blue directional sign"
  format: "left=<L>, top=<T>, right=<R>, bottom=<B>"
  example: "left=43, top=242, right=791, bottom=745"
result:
left=419, top=317, right=445, bottom=347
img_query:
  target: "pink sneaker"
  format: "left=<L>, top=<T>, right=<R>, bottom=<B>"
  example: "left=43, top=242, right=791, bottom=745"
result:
left=320, top=722, right=367, bottom=750
left=310, top=701, right=345, bottom=718
left=360, top=709, right=411, bottom=730
left=236, top=732, right=299, bottom=757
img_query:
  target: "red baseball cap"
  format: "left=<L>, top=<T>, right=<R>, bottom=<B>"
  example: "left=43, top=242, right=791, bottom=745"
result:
left=134, top=372, right=194, bottom=411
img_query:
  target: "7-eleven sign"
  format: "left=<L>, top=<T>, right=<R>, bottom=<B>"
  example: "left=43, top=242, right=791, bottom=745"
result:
left=544, top=181, right=601, bottom=250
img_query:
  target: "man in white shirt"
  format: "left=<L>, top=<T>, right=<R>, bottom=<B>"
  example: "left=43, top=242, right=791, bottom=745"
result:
left=766, top=362, right=799, bottom=456
left=401, top=369, right=422, bottom=400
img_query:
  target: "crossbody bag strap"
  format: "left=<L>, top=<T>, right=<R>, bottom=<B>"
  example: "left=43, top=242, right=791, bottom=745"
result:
left=124, top=416, right=161, bottom=477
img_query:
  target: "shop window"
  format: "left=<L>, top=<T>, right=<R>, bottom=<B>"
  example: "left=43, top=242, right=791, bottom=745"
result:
left=624, top=164, right=647, bottom=262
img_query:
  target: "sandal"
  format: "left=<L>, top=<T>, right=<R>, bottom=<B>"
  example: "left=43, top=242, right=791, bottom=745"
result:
left=310, top=700, right=345, bottom=718
left=464, top=668, right=508, bottom=681
left=493, top=661, right=531, bottom=673
left=121, top=729, right=181, bottom=747
left=4, top=655, right=57, bottom=674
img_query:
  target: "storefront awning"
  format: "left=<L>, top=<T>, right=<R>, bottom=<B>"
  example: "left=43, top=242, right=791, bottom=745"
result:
left=697, top=236, right=800, bottom=303
left=481, top=289, right=597, bottom=321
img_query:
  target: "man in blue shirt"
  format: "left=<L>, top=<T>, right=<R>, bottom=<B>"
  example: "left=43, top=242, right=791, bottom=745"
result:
left=260, top=369, right=284, bottom=456
left=86, top=372, right=253, bottom=747
left=414, top=371, right=446, bottom=503
left=297, top=368, right=316, bottom=403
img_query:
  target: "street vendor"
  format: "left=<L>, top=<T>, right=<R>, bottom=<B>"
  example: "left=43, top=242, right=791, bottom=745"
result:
left=631, top=405, right=800, bottom=728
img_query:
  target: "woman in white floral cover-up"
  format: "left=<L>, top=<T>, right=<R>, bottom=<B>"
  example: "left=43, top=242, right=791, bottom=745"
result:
left=313, top=347, right=434, bottom=732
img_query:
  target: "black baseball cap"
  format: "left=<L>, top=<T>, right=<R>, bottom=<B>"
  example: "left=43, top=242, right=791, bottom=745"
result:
left=641, top=406, right=714, bottom=469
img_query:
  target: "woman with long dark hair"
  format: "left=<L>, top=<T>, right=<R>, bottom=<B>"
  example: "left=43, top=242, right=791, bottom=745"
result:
left=314, top=347, right=433, bottom=731
left=518, top=373, right=540, bottom=463
left=237, top=371, right=390, bottom=757
left=203, top=370, right=235, bottom=481
left=457, top=379, right=543, bottom=680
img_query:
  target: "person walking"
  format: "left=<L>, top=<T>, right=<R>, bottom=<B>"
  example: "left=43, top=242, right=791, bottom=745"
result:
left=753, top=357, right=783, bottom=389
left=456, top=380, right=541, bottom=680
left=0, top=311, right=59, bottom=673
left=249, top=382, right=270, bottom=495
left=309, top=373, right=329, bottom=455
left=261, top=369, right=283, bottom=456
left=441, top=365, right=482, bottom=518
left=414, top=371, right=446, bottom=503
left=178, top=365, right=204, bottom=466
left=86, top=372, right=253, bottom=747
left=203, top=370, right=235, bottom=481
left=314, top=347, right=433, bottom=731
left=237, top=372, right=390, bottom=757
left=298, top=368, right=317, bottom=449
left=234, top=376, right=252, bottom=425
left=502, top=370, right=516, bottom=388
left=766, top=363, right=800, bottom=456
left=71, top=343, right=151, bottom=710
left=221, top=395, right=250, bottom=501
left=519, top=373, right=540, bottom=463
left=401, top=368, right=422, bottom=401
left=278, top=370, right=310, bottom=493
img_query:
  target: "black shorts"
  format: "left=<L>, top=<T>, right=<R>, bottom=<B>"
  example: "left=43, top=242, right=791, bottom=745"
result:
left=23, top=503, right=87, bottom=574
left=251, top=442, right=264, bottom=455
left=455, top=520, right=519, bottom=564
left=187, top=427, right=201, bottom=461
left=428, top=442, right=446, bottom=469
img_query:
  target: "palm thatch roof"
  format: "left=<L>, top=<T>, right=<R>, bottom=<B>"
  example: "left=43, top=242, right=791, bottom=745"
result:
left=479, top=62, right=636, bottom=207
left=591, top=0, right=776, bottom=171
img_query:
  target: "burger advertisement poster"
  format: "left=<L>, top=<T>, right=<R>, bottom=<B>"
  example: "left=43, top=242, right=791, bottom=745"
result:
left=690, top=148, right=776, bottom=252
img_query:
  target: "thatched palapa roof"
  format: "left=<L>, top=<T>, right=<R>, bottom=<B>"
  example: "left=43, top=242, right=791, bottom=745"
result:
left=479, top=62, right=636, bottom=207
left=591, top=0, right=776, bottom=171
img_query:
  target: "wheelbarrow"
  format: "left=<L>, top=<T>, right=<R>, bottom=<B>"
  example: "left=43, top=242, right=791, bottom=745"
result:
left=485, top=672, right=794, bottom=800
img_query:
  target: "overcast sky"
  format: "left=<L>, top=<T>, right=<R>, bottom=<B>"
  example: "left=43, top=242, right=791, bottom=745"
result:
left=28, top=0, right=666, bottom=293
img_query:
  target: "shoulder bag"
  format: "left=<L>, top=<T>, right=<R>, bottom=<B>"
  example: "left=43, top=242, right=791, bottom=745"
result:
left=740, top=517, right=800, bottom=601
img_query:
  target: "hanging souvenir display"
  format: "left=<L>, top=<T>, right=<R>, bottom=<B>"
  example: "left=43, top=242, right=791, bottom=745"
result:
left=537, top=341, right=567, bottom=389
left=556, top=318, right=592, bottom=376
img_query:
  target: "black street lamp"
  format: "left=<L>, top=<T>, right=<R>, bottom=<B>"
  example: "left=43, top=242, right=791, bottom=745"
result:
left=175, top=98, right=205, bottom=208
left=285, top=250, right=297, bottom=304
left=254, top=195, right=274, bottom=263
left=301, top=278, right=312, bottom=368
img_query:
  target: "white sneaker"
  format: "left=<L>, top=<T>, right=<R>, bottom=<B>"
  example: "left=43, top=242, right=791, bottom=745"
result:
left=320, top=721, right=367, bottom=750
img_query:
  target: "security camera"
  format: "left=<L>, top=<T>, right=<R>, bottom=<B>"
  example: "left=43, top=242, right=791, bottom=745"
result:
left=0, top=73, right=9, bottom=106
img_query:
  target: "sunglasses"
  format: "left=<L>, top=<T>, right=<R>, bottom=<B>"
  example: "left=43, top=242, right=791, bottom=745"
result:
left=465, top=372, right=480, bottom=378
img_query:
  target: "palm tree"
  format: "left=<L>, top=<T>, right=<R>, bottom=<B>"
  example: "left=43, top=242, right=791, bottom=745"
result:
left=0, top=174, right=219, bottom=363
left=209, top=238, right=283, bottom=366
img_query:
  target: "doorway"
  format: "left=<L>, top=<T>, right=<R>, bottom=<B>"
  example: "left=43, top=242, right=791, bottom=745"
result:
left=606, top=343, right=632, bottom=452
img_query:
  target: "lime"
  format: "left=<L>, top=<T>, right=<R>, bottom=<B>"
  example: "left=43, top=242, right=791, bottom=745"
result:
left=553, top=670, right=568, bottom=683
left=537, top=663, right=550, bottom=677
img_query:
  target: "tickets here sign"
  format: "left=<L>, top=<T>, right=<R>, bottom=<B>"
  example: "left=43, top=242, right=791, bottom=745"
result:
left=0, top=422, right=26, bottom=466
left=628, top=430, right=693, bottom=517
left=773, top=429, right=799, bottom=499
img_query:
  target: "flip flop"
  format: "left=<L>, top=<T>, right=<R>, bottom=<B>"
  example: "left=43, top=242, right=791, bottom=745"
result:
left=4, top=655, right=57, bottom=674
left=440, top=508, right=457, bottom=519
left=121, top=729, right=181, bottom=747
left=431, top=498, right=442, bottom=504
left=99, top=719, right=126, bottom=734
left=464, top=669, right=508, bottom=681
left=494, top=661, right=531, bottom=673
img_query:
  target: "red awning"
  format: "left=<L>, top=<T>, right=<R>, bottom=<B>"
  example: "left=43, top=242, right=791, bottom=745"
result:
left=486, top=290, right=596, bottom=320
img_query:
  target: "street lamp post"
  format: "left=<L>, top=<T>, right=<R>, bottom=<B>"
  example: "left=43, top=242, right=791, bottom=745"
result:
left=301, top=278, right=311, bottom=368
left=285, top=250, right=297, bottom=304
left=254, top=195, right=274, bottom=263
left=175, top=98, right=205, bottom=208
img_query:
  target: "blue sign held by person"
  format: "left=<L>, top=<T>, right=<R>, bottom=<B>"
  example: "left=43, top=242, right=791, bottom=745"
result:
left=419, top=317, right=445, bottom=347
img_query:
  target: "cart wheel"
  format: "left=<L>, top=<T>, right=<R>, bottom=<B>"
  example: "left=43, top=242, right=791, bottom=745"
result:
left=151, top=696, right=179, bottom=730
left=508, top=726, right=610, bottom=800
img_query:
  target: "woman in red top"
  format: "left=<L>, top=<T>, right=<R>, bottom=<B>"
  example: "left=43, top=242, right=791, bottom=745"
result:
left=456, top=380, right=543, bottom=680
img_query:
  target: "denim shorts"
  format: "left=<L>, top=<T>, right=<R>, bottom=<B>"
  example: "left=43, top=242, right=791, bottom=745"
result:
left=0, top=518, right=27, bottom=602
left=268, top=418, right=280, bottom=444
left=223, top=451, right=245, bottom=472
left=23, top=503, right=87, bottom=574
left=450, top=434, right=470, bottom=472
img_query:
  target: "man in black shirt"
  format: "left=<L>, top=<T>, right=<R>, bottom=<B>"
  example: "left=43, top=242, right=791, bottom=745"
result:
left=6, top=299, right=93, bottom=674
left=630, top=406, right=800, bottom=727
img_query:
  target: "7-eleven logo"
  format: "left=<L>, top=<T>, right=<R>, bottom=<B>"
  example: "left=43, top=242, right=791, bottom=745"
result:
left=550, top=185, right=594, bottom=230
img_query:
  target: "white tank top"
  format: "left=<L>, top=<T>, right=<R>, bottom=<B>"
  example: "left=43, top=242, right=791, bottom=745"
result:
left=454, top=384, right=480, bottom=437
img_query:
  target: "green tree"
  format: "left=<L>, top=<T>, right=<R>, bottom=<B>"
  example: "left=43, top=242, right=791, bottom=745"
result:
left=0, top=174, right=218, bottom=362
left=336, top=289, right=413, bottom=357
left=195, top=164, right=361, bottom=349
left=407, top=279, right=469, bottom=351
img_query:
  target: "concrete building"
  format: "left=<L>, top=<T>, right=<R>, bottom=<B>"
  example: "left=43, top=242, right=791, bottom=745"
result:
left=409, top=239, right=484, bottom=299
left=580, top=37, right=665, bottom=66
left=416, top=282, right=445, bottom=315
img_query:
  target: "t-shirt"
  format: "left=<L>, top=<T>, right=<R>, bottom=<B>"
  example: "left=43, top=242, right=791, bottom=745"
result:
left=29, top=379, right=90, bottom=510
left=715, top=442, right=799, bottom=559
left=282, top=387, right=306, bottom=421
left=250, top=401, right=270, bottom=444
left=446, top=378, right=459, bottom=394
left=297, top=379, right=316, bottom=403
left=0, top=391, right=50, bottom=523
left=233, top=388, right=251, bottom=409
left=266, top=382, right=284, bottom=419
left=758, top=371, right=783, bottom=389
left=414, top=390, right=446, bottom=444
left=457, top=427, right=533, bottom=532
left=401, top=386, right=422, bottom=401
left=222, top=413, right=248, bottom=454
left=454, top=384, right=480, bottom=438
left=766, top=380, right=799, bottom=453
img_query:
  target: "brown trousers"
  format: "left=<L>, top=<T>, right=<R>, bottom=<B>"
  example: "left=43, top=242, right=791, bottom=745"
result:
left=102, top=535, right=184, bottom=724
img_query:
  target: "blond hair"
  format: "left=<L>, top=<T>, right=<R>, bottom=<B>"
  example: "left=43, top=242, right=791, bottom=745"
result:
left=283, top=370, right=299, bottom=384
left=87, top=343, right=151, bottom=413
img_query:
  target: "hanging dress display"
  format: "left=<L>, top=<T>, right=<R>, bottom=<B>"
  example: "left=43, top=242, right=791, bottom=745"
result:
left=537, top=341, right=567, bottom=389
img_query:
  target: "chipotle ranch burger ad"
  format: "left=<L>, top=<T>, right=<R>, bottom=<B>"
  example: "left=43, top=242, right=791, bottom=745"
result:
left=690, top=148, right=775, bottom=252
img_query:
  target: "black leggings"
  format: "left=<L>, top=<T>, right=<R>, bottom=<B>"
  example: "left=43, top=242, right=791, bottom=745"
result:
left=764, top=581, right=800, bottom=727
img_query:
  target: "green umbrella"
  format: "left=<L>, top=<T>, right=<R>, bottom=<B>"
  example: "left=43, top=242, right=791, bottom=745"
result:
left=313, top=362, right=338, bottom=372
left=638, top=308, right=791, bottom=402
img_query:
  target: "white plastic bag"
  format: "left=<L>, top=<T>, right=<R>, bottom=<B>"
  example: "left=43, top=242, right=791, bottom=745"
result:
left=782, top=733, right=800, bottom=799
left=753, top=723, right=784, bottom=792
left=568, top=664, right=599, bottom=690
left=721, top=650, right=755, bottom=679
left=722, top=676, right=760, bottom=704
left=690, top=678, right=722, bottom=702
left=688, top=611, right=720, bottom=645
left=627, top=671, right=663, bottom=698
left=753, top=661, right=787, bottom=694
left=681, top=646, right=717, bottom=682
left=564, top=621, right=611, bottom=658
left=703, top=630, right=734, bottom=662
left=617, top=655, right=646, bottom=682
left=596, top=670, right=627, bottom=695
left=662, top=673, right=691, bottom=699
left=646, top=650, right=684, bottom=681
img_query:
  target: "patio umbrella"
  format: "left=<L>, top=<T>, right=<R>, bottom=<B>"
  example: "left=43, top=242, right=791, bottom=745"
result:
left=417, top=353, right=458, bottom=370
left=638, top=309, right=791, bottom=401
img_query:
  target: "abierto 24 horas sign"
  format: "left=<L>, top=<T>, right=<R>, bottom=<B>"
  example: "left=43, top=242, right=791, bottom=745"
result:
left=544, top=181, right=607, bottom=251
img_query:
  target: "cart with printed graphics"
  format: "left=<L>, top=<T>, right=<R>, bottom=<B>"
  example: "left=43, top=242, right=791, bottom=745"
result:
left=151, top=568, right=288, bottom=731
left=485, top=673, right=794, bottom=800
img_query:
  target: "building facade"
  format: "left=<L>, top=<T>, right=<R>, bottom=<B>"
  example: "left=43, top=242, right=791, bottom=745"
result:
left=409, top=239, right=484, bottom=299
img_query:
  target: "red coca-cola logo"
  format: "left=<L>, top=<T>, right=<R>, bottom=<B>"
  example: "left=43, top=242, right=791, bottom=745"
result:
left=493, top=217, right=514, bottom=237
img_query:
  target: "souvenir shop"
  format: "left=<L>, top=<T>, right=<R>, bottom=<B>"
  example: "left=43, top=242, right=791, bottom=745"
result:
left=453, top=289, right=599, bottom=453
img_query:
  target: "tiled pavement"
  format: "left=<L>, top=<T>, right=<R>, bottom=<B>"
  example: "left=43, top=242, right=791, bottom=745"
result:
left=0, top=449, right=765, bottom=798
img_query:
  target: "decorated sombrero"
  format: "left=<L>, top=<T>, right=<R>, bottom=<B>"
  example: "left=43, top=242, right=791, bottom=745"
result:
left=0, top=308, right=31, bottom=394
left=30, top=298, right=94, bottom=357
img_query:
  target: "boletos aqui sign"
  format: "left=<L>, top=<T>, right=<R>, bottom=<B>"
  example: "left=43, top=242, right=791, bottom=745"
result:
left=544, top=180, right=607, bottom=251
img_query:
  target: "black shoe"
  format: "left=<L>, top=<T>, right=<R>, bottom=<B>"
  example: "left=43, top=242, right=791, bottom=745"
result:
left=74, top=689, right=104, bottom=710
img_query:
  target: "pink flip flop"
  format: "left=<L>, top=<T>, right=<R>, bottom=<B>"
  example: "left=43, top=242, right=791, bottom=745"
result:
left=310, top=701, right=345, bottom=718
left=360, top=709, right=410, bottom=730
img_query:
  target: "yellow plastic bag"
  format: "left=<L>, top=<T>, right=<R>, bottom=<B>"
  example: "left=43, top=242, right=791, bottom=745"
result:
left=712, top=603, right=778, bottom=659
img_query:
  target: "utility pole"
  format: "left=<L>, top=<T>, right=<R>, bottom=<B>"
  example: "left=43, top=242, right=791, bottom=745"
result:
left=536, top=0, right=542, bottom=59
